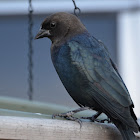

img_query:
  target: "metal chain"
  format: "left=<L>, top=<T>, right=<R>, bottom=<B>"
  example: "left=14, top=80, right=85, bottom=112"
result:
left=28, top=0, right=34, bottom=100
left=72, top=0, right=81, bottom=16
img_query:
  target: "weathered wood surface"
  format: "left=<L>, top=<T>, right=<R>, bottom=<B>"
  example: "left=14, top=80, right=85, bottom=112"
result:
left=0, top=116, right=123, bottom=140
left=0, top=117, right=139, bottom=140
left=0, top=97, right=139, bottom=140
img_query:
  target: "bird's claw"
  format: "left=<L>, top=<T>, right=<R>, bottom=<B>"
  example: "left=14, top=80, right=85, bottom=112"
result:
left=52, top=111, right=82, bottom=128
left=81, top=116, right=95, bottom=121
left=94, top=118, right=111, bottom=123
left=80, top=111, right=102, bottom=122
left=52, top=111, right=75, bottom=119
left=65, top=116, right=82, bottom=128
left=80, top=112, right=111, bottom=124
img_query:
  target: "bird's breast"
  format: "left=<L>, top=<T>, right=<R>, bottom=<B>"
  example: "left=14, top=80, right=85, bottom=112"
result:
left=51, top=44, right=78, bottom=88
left=51, top=44, right=93, bottom=106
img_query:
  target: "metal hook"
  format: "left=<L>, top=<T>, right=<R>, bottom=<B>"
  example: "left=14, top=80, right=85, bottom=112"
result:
left=72, top=0, right=81, bottom=16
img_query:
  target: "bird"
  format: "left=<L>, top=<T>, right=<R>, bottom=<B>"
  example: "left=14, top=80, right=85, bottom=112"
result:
left=35, top=12, right=140, bottom=140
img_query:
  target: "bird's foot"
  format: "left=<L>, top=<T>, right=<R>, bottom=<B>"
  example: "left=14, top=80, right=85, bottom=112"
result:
left=81, top=111, right=102, bottom=122
left=95, top=118, right=111, bottom=123
left=52, top=107, right=90, bottom=128
left=81, top=116, right=95, bottom=121
left=52, top=111, right=82, bottom=127
left=81, top=112, right=111, bottom=123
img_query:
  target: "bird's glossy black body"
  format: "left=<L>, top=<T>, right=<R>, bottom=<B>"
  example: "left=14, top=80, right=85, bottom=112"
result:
left=51, top=32, right=139, bottom=140
left=35, top=12, right=140, bottom=140
left=51, top=33, right=101, bottom=109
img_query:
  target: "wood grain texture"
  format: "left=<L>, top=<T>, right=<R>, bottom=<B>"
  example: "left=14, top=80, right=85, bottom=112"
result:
left=0, top=116, right=139, bottom=140
left=0, top=116, right=122, bottom=140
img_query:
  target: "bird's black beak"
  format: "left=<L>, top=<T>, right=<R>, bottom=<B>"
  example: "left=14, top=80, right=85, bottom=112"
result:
left=35, top=29, right=51, bottom=39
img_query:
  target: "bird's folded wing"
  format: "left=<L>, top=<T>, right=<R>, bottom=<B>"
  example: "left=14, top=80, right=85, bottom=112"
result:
left=68, top=37, right=134, bottom=125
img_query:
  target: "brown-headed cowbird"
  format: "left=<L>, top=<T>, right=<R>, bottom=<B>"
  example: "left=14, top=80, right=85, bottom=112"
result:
left=35, top=12, right=140, bottom=140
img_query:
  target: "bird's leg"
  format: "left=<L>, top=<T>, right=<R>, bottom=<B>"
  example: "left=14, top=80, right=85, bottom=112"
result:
left=81, top=111, right=102, bottom=121
left=81, top=111, right=111, bottom=123
left=52, top=106, right=90, bottom=127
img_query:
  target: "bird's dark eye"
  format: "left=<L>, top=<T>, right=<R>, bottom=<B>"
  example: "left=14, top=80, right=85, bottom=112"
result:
left=50, top=22, right=56, bottom=28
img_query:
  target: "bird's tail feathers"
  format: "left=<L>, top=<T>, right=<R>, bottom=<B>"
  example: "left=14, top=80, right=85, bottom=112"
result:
left=114, top=121, right=138, bottom=140
left=130, top=106, right=140, bottom=132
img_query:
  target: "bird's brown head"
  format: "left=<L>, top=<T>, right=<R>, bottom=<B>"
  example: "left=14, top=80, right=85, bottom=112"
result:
left=35, top=12, right=87, bottom=44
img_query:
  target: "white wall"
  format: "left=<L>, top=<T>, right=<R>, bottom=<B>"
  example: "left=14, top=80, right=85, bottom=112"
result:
left=117, top=10, right=140, bottom=117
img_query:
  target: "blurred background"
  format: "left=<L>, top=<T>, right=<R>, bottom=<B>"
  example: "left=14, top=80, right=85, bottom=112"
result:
left=0, top=0, right=140, bottom=117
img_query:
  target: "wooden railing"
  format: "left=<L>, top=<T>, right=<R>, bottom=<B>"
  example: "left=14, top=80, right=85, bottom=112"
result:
left=0, top=97, right=139, bottom=140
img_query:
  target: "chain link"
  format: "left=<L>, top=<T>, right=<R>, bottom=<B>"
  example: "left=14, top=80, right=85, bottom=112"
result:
left=72, top=0, right=81, bottom=16
left=27, top=0, right=80, bottom=100
left=28, top=0, right=34, bottom=100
